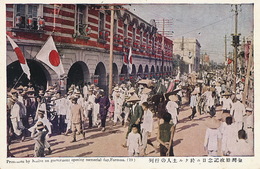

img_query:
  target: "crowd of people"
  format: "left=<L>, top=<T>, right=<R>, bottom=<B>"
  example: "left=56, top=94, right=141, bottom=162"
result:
left=6, top=69, right=254, bottom=157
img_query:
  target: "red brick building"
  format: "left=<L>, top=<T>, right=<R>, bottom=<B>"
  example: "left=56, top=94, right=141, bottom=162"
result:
left=6, top=4, right=174, bottom=91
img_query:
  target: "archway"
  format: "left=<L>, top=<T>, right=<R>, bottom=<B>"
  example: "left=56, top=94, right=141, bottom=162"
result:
left=94, top=62, right=107, bottom=90
left=156, top=66, right=159, bottom=72
left=67, top=61, right=90, bottom=89
left=137, top=64, right=143, bottom=76
left=132, top=64, right=136, bottom=75
left=144, top=65, right=149, bottom=73
left=150, top=65, right=155, bottom=78
left=113, top=63, right=119, bottom=84
left=7, top=60, right=51, bottom=91
left=121, top=64, right=128, bottom=75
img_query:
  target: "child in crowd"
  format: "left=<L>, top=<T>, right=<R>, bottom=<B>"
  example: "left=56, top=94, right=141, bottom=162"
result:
left=31, top=121, right=49, bottom=157
left=127, top=124, right=142, bottom=156
left=157, top=112, right=175, bottom=156
left=108, top=95, right=115, bottom=122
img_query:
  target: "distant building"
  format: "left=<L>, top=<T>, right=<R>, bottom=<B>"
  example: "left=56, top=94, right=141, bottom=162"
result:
left=173, top=37, right=201, bottom=73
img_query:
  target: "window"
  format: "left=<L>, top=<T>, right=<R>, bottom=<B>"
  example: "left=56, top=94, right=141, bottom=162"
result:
left=132, top=27, right=136, bottom=42
left=140, top=31, right=143, bottom=44
left=113, top=19, right=117, bottom=35
left=123, top=24, right=127, bottom=38
left=15, top=4, right=42, bottom=30
left=75, top=5, right=88, bottom=36
left=146, top=34, right=149, bottom=47
left=99, top=12, right=105, bottom=32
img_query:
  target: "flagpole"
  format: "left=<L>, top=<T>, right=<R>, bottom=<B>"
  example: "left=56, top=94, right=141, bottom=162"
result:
left=108, top=5, right=115, bottom=95
left=11, top=72, right=24, bottom=89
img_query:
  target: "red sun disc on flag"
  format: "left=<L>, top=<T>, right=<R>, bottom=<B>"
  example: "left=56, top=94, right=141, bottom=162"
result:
left=14, top=47, right=26, bottom=64
left=49, top=50, right=60, bottom=66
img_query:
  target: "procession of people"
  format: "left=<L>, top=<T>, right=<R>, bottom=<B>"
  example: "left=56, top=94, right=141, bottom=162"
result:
left=6, top=68, right=254, bottom=157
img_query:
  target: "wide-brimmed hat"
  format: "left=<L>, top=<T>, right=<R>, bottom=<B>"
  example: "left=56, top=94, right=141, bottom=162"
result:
left=38, top=90, right=44, bottom=95
left=205, top=117, right=221, bottom=129
left=36, top=121, right=45, bottom=130
left=246, top=107, right=253, bottom=112
left=128, top=87, right=135, bottom=93
left=169, top=95, right=178, bottom=102
left=26, top=88, right=35, bottom=94
left=37, top=108, right=45, bottom=114
left=10, top=88, right=18, bottom=94
left=222, top=91, right=231, bottom=96
left=16, top=85, right=24, bottom=90
left=127, top=95, right=140, bottom=102
left=142, top=87, right=151, bottom=94
left=221, top=113, right=231, bottom=122
left=113, top=87, right=119, bottom=92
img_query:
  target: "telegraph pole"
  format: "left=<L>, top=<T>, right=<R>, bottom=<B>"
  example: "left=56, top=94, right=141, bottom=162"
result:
left=156, top=18, right=173, bottom=79
left=231, top=4, right=240, bottom=91
left=224, top=35, right=227, bottom=75
left=108, top=5, right=114, bottom=95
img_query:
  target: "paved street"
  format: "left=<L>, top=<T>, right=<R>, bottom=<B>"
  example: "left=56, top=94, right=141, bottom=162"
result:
left=9, top=98, right=223, bottom=157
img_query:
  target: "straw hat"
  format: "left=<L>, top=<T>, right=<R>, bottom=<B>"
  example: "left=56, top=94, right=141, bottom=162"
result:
left=36, top=121, right=45, bottom=130
left=127, top=95, right=140, bottom=102
left=37, top=108, right=45, bottom=114
left=246, top=107, right=253, bottom=112
left=142, top=87, right=151, bottom=94
left=221, top=113, right=231, bottom=122
left=16, top=85, right=24, bottom=90
left=169, top=95, right=178, bottom=102
left=39, top=90, right=44, bottom=95
left=10, top=88, right=18, bottom=94
left=113, top=87, right=119, bottom=92
left=128, top=87, right=135, bottom=93
left=205, top=117, right=221, bottom=129
left=222, top=91, right=231, bottom=96
left=26, top=88, right=35, bottom=94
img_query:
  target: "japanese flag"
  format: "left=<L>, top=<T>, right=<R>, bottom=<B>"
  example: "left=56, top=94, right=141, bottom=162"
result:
left=6, top=35, right=31, bottom=80
left=128, top=47, right=132, bottom=74
left=36, top=36, right=65, bottom=76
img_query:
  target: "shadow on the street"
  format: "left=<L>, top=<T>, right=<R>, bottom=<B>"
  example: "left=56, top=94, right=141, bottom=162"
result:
left=76, top=151, right=93, bottom=157
left=10, top=143, right=34, bottom=152
left=176, top=123, right=199, bottom=132
left=51, top=142, right=94, bottom=155
left=50, top=141, right=65, bottom=147
left=173, top=138, right=183, bottom=146
left=86, top=129, right=122, bottom=139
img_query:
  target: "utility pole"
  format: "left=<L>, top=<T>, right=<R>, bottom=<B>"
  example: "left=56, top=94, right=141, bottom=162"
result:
left=224, top=35, right=227, bottom=75
left=231, top=4, right=240, bottom=91
left=94, top=5, right=126, bottom=95
left=156, top=18, right=173, bottom=79
left=108, top=5, right=114, bottom=95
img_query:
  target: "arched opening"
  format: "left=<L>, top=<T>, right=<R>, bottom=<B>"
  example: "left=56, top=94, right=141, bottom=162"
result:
left=150, top=65, right=155, bottom=78
left=121, top=64, right=128, bottom=75
left=7, top=60, right=51, bottom=91
left=94, top=62, right=107, bottom=90
left=156, top=66, right=159, bottom=72
left=113, top=63, right=119, bottom=84
left=67, top=61, right=90, bottom=89
left=144, top=65, right=149, bottom=73
left=132, top=64, right=136, bottom=75
left=137, top=64, right=143, bottom=76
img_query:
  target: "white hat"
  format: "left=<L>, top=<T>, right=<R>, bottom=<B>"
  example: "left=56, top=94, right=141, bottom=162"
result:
left=127, top=95, right=140, bottom=102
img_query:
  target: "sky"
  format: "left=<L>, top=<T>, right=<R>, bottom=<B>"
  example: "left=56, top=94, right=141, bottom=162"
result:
left=126, top=4, right=254, bottom=63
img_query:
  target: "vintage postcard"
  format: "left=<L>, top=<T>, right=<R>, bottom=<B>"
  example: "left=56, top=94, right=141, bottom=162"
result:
left=1, top=0, right=259, bottom=169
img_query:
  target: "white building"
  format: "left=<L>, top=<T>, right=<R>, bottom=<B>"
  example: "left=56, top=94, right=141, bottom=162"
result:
left=173, top=37, right=201, bottom=73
